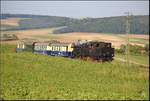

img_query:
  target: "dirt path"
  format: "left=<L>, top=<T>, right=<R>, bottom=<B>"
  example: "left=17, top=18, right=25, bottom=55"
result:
left=114, top=57, right=149, bottom=67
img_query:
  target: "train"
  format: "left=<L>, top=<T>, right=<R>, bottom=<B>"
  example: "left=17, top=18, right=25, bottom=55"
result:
left=16, top=39, right=114, bottom=61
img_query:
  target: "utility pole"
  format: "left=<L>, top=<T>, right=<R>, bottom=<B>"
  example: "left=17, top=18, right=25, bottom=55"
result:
left=125, top=12, right=131, bottom=67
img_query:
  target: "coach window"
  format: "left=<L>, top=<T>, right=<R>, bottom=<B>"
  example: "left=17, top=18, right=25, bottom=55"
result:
left=55, top=46, right=57, bottom=51
left=56, top=46, right=58, bottom=51
left=17, top=44, right=19, bottom=48
left=22, top=44, right=24, bottom=49
left=57, top=46, right=59, bottom=51
left=57, top=47, right=59, bottom=51
left=53, top=46, right=54, bottom=51
left=43, top=46, right=45, bottom=50
left=58, top=46, right=60, bottom=51
left=41, top=46, right=43, bottom=50
left=54, top=46, right=56, bottom=51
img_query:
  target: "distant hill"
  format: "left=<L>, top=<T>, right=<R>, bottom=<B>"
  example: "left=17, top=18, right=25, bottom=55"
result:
left=1, top=14, right=53, bottom=19
left=1, top=14, right=149, bottom=34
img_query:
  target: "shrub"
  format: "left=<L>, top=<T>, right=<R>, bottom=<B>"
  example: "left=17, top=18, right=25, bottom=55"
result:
left=115, top=44, right=149, bottom=55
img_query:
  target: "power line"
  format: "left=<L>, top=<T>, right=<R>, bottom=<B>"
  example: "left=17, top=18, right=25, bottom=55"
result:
left=125, top=12, right=132, bottom=67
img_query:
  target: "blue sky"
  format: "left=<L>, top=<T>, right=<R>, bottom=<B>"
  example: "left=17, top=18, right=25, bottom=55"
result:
left=1, top=1, right=149, bottom=18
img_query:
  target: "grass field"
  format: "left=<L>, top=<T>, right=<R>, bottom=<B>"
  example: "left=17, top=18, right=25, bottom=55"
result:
left=0, top=44, right=149, bottom=100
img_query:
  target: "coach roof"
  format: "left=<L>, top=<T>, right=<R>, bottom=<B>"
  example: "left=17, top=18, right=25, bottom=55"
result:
left=50, top=43, right=72, bottom=47
left=34, top=42, right=50, bottom=46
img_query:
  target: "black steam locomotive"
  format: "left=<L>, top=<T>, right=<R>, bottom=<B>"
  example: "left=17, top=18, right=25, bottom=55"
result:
left=73, top=41, right=114, bottom=61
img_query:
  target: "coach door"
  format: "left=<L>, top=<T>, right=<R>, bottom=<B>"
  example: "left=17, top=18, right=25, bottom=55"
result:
left=66, top=46, right=68, bottom=52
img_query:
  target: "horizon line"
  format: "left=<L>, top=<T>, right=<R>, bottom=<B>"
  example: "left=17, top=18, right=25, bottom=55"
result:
left=1, top=13, right=149, bottom=19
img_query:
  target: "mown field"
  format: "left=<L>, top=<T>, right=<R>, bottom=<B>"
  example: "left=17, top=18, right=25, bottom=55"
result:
left=1, top=29, right=149, bottom=49
left=0, top=44, right=149, bottom=100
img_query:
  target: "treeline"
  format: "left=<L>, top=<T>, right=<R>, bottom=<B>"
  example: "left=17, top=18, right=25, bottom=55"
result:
left=1, top=14, right=54, bottom=19
left=115, top=44, right=149, bottom=55
left=54, top=16, right=149, bottom=34
left=19, top=17, right=71, bottom=30
left=1, top=14, right=72, bottom=31
left=1, top=14, right=149, bottom=34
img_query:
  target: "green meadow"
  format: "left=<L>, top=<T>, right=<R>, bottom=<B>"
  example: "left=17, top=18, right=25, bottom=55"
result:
left=0, top=44, right=149, bottom=100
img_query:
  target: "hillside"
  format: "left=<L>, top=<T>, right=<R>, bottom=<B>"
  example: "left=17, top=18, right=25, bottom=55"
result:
left=1, top=14, right=149, bottom=34
left=0, top=44, right=149, bottom=100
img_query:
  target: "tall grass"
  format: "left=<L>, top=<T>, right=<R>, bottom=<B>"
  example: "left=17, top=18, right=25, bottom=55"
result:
left=0, top=44, right=149, bottom=100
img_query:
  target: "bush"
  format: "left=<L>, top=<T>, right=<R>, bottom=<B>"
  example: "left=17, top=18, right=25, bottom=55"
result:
left=115, top=44, right=149, bottom=55
left=0, top=34, right=18, bottom=41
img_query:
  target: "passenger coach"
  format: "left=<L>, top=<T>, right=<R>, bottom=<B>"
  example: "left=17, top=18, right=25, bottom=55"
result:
left=34, top=42, right=74, bottom=57
left=49, top=43, right=74, bottom=57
